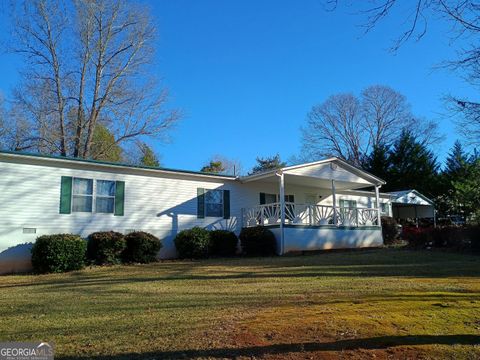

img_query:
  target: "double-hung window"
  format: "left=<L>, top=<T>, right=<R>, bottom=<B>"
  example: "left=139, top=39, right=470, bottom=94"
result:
left=205, top=189, right=223, bottom=217
left=72, top=178, right=94, bottom=212
left=71, top=178, right=116, bottom=214
left=96, top=180, right=116, bottom=213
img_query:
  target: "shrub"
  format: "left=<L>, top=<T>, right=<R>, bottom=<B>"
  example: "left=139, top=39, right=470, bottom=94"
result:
left=239, top=226, right=277, bottom=256
left=402, top=227, right=431, bottom=248
left=174, top=227, right=211, bottom=259
left=210, top=230, right=238, bottom=257
left=467, top=225, right=480, bottom=252
left=123, top=231, right=162, bottom=263
left=381, top=216, right=399, bottom=245
left=87, top=231, right=126, bottom=265
left=31, top=234, right=86, bottom=274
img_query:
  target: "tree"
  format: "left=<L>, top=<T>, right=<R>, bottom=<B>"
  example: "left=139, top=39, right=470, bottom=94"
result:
left=201, top=161, right=225, bottom=174
left=250, top=154, right=287, bottom=175
left=138, top=143, right=160, bottom=167
left=328, top=1, right=480, bottom=146
left=6, top=0, right=180, bottom=158
left=89, top=124, right=123, bottom=162
left=385, top=130, right=440, bottom=197
left=451, top=158, right=480, bottom=221
left=361, top=143, right=391, bottom=183
left=201, top=155, right=243, bottom=176
left=301, top=85, right=440, bottom=165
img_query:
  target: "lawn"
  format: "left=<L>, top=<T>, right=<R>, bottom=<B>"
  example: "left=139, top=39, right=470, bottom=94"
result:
left=1, top=248, right=480, bottom=359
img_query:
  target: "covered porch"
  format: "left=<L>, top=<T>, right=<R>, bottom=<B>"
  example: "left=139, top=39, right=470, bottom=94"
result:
left=239, top=158, right=386, bottom=254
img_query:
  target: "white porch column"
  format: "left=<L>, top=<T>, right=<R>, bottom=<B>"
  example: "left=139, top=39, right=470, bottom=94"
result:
left=331, top=179, right=337, bottom=226
left=375, top=185, right=381, bottom=227
left=277, top=170, right=285, bottom=255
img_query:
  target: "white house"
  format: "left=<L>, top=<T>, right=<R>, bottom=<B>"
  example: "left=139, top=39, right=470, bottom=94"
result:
left=0, top=151, right=393, bottom=274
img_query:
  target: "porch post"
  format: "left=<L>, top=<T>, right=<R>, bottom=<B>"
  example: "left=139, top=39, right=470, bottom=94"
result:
left=277, top=170, right=285, bottom=255
left=331, top=179, right=337, bottom=226
left=375, top=185, right=381, bottom=227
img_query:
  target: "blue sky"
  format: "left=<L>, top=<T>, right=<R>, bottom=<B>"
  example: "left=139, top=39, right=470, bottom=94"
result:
left=0, top=0, right=475, bottom=172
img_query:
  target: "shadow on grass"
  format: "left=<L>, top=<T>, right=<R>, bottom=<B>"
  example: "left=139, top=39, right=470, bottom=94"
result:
left=59, top=334, right=480, bottom=359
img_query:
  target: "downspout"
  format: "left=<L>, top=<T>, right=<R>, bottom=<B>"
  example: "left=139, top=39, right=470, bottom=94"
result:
left=276, top=170, right=285, bottom=255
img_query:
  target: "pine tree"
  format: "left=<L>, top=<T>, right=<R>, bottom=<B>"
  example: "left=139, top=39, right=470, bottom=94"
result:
left=250, top=154, right=287, bottom=175
left=361, top=143, right=391, bottom=183
left=385, top=130, right=440, bottom=197
left=139, top=143, right=160, bottom=167
left=201, top=161, right=225, bottom=174
left=90, top=124, right=123, bottom=162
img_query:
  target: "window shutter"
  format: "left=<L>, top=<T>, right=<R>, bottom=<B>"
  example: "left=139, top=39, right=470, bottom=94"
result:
left=114, top=181, right=125, bottom=216
left=197, top=188, right=205, bottom=218
left=59, top=176, right=72, bottom=214
left=223, top=190, right=230, bottom=219
left=259, top=192, right=266, bottom=205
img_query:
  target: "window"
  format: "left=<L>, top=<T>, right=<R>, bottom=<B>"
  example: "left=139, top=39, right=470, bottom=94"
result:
left=205, top=189, right=223, bottom=217
left=96, top=180, right=116, bottom=213
left=72, top=178, right=93, bottom=212
left=380, top=203, right=388, bottom=214
left=264, top=193, right=277, bottom=204
left=339, top=199, right=357, bottom=209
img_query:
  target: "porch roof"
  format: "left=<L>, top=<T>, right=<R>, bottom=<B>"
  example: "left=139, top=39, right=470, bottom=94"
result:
left=240, top=157, right=385, bottom=190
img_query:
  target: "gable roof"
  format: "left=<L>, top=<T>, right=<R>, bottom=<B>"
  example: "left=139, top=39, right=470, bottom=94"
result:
left=0, top=150, right=237, bottom=180
left=240, top=157, right=386, bottom=186
left=387, top=189, right=434, bottom=206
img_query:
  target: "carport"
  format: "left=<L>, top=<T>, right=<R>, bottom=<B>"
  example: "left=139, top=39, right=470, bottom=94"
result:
left=388, top=189, right=436, bottom=227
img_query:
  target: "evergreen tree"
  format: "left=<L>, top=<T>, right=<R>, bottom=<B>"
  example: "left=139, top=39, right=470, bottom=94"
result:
left=201, top=161, right=225, bottom=174
left=452, top=158, right=480, bottom=221
left=361, top=143, right=391, bottom=183
left=385, top=130, right=440, bottom=197
left=250, top=154, right=287, bottom=175
left=90, top=124, right=123, bottom=162
left=139, top=143, right=160, bottom=167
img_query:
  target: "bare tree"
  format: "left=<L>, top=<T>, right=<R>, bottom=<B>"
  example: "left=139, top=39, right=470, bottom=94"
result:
left=301, top=85, right=441, bottom=166
left=328, top=1, right=480, bottom=146
left=202, top=155, right=243, bottom=176
left=5, top=0, right=180, bottom=158
left=302, top=93, right=364, bottom=165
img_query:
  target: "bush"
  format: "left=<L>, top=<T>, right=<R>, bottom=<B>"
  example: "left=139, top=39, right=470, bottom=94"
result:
left=239, top=226, right=277, bottom=256
left=87, top=231, right=126, bottom=265
left=174, top=227, right=211, bottom=259
left=467, top=225, right=480, bottom=252
left=31, top=234, right=86, bottom=274
left=402, top=227, right=431, bottom=248
left=210, top=230, right=238, bottom=257
left=381, top=216, right=399, bottom=245
left=123, top=231, right=162, bottom=263
left=403, top=226, right=470, bottom=250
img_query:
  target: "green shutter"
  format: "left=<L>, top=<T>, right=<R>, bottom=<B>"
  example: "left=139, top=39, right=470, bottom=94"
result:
left=197, top=188, right=205, bottom=218
left=259, top=192, right=266, bottom=205
left=223, top=190, right=230, bottom=219
left=114, top=181, right=125, bottom=216
left=59, top=176, right=72, bottom=214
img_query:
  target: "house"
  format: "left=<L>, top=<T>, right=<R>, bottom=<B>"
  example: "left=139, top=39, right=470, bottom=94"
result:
left=387, top=189, right=436, bottom=227
left=0, top=150, right=392, bottom=274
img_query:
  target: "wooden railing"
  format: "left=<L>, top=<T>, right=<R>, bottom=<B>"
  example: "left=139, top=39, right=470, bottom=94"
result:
left=241, top=202, right=380, bottom=228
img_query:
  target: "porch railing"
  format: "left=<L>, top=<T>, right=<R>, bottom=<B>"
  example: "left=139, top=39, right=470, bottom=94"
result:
left=241, top=202, right=380, bottom=228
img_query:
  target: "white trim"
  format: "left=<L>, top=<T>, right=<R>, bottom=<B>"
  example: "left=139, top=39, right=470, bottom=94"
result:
left=240, top=157, right=385, bottom=186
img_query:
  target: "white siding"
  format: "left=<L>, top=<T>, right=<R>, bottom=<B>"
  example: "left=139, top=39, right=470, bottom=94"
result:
left=0, top=155, right=388, bottom=273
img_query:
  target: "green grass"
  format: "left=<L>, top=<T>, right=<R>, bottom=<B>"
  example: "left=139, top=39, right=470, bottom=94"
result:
left=1, top=248, right=480, bottom=359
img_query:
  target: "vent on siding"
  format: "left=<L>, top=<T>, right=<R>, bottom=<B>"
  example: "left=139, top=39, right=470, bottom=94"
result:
left=23, top=228, right=37, bottom=234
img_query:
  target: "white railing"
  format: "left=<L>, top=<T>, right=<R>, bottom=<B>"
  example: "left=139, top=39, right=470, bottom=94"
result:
left=242, top=202, right=380, bottom=228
